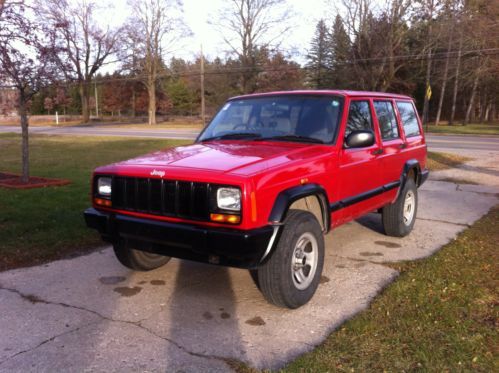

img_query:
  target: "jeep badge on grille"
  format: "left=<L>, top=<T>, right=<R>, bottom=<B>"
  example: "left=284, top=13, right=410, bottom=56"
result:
left=150, top=169, right=165, bottom=178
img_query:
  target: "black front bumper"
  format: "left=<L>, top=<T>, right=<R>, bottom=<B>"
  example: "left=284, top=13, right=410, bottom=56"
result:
left=84, top=208, right=275, bottom=269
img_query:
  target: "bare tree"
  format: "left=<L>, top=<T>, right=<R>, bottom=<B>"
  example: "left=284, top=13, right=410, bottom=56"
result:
left=0, top=0, right=57, bottom=182
left=37, top=0, right=121, bottom=123
left=336, top=0, right=412, bottom=91
left=124, top=0, right=188, bottom=125
left=213, top=0, right=293, bottom=93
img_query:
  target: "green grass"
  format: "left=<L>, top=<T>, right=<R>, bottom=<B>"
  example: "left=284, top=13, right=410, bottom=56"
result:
left=0, top=133, right=189, bottom=271
left=279, top=206, right=498, bottom=372
left=427, top=151, right=472, bottom=171
left=427, top=123, right=499, bottom=136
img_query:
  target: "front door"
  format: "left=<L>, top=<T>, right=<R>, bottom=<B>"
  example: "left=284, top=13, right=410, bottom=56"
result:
left=336, top=98, right=384, bottom=222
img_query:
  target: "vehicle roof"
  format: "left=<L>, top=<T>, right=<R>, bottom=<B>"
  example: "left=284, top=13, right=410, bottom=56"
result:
left=230, top=90, right=413, bottom=101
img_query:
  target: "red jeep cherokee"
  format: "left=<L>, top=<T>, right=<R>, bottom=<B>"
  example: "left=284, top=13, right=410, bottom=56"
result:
left=85, top=90, right=428, bottom=308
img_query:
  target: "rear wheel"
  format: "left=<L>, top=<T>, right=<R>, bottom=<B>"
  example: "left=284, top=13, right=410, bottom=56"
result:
left=113, top=240, right=171, bottom=271
left=382, top=178, right=418, bottom=237
left=257, top=209, right=324, bottom=309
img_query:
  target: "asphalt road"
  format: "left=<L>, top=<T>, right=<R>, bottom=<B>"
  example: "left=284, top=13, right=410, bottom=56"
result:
left=0, top=125, right=498, bottom=151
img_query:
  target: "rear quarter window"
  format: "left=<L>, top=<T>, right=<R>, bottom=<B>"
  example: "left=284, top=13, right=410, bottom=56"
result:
left=396, top=101, right=420, bottom=137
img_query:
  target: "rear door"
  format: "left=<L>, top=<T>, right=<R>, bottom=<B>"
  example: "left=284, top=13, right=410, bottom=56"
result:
left=372, top=100, right=405, bottom=203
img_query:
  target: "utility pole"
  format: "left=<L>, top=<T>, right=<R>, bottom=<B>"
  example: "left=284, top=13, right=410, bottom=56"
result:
left=94, top=79, right=99, bottom=118
left=200, top=44, right=206, bottom=126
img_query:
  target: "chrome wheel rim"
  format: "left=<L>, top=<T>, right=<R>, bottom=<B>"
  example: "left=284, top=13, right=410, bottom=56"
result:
left=403, top=190, right=416, bottom=226
left=291, top=232, right=318, bottom=290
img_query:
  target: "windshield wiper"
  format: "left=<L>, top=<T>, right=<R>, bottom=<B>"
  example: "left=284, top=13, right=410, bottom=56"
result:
left=200, top=132, right=262, bottom=142
left=257, top=135, right=324, bottom=144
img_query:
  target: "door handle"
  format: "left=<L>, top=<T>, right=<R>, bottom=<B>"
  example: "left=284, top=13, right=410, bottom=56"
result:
left=399, top=143, right=407, bottom=149
left=371, top=148, right=383, bottom=155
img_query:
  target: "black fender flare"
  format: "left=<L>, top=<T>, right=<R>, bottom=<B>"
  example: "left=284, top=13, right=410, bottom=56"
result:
left=268, top=183, right=331, bottom=233
left=400, top=159, right=424, bottom=192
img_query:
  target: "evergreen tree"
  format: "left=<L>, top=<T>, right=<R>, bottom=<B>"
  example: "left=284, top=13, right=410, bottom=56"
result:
left=330, top=15, right=351, bottom=89
left=306, top=20, right=333, bottom=88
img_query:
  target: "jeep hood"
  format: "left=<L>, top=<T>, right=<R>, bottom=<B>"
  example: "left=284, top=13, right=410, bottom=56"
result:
left=97, top=140, right=327, bottom=176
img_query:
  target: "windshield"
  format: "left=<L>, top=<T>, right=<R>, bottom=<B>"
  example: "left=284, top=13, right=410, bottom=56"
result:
left=198, top=95, right=344, bottom=144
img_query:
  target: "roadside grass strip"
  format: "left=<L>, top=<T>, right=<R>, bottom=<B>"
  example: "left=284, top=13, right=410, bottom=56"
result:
left=427, top=151, right=472, bottom=171
left=428, top=123, right=499, bottom=136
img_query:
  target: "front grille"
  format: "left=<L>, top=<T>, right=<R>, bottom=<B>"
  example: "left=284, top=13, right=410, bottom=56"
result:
left=111, top=177, right=211, bottom=221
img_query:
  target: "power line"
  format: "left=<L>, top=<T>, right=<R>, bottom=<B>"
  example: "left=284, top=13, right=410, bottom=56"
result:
left=2, top=48, right=497, bottom=90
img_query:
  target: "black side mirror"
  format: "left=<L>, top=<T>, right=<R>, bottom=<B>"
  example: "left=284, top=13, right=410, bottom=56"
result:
left=345, top=130, right=375, bottom=148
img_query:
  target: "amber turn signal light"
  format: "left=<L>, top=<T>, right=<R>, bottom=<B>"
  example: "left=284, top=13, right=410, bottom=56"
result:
left=210, top=213, right=240, bottom=224
left=94, top=197, right=112, bottom=207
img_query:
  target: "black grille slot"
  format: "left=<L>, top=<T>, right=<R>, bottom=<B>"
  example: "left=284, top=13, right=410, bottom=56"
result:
left=111, top=177, right=210, bottom=221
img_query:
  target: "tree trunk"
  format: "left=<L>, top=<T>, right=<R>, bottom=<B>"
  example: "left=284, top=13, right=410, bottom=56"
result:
left=148, top=83, right=156, bottom=125
left=434, top=30, right=453, bottom=126
left=449, top=34, right=463, bottom=125
left=483, top=100, right=490, bottom=122
left=79, top=83, right=90, bottom=123
left=18, top=90, right=29, bottom=183
left=131, top=87, right=136, bottom=117
left=464, top=73, right=479, bottom=125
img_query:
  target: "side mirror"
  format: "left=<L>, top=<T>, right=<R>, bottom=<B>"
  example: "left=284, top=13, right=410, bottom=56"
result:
left=345, top=130, right=375, bottom=148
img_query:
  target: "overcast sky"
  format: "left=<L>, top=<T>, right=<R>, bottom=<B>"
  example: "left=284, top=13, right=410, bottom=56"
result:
left=104, top=0, right=332, bottom=67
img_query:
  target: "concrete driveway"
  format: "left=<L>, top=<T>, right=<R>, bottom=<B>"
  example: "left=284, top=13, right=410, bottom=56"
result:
left=0, top=152, right=498, bottom=372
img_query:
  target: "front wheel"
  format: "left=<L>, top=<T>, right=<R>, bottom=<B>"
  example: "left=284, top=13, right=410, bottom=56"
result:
left=113, top=240, right=171, bottom=271
left=382, top=178, right=418, bottom=237
left=257, top=210, right=325, bottom=309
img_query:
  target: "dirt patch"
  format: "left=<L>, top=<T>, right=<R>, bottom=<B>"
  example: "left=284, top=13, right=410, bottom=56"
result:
left=359, top=252, right=384, bottom=257
left=113, top=286, right=142, bottom=297
left=374, top=241, right=402, bottom=248
left=150, top=280, right=165, bottom=285
left=320, top=275, right=330, bottom=284
left=203, top=311, right=214, bottom=320
left=245, top=316, right=266, bottom=326
left=99, top=276, right=126, bottom=285
left=0, top=172, right=71, bottom=189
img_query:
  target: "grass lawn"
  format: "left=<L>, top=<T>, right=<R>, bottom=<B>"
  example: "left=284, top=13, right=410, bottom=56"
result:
left=427, top=123, right=499, bottom=136
left=0, top=133, right=189, bottom=271
left=427, top=151, right=471, bottom=171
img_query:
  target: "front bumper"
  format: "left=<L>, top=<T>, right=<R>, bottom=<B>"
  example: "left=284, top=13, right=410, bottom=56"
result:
left=84, top=208, right=275, bottom=269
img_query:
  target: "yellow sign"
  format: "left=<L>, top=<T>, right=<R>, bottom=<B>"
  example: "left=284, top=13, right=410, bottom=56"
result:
left=426, top=85, right=432, bottom=100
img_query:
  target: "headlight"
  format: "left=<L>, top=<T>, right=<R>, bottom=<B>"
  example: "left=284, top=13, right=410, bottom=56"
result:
left=217, top=187, right=241, bottom=211
left=97, top=177, right=112, bottom=197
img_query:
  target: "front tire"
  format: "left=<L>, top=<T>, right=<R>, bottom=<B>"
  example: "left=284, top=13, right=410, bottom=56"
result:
left=257, top=210, right=325, bottom=309
left=382, top=178, right=418, bottom=237
left=113, top=240, right=171, bottom=271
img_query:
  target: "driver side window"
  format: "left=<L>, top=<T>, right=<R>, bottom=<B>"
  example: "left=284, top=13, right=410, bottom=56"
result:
left=345, top=100, right=372, bottom=138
